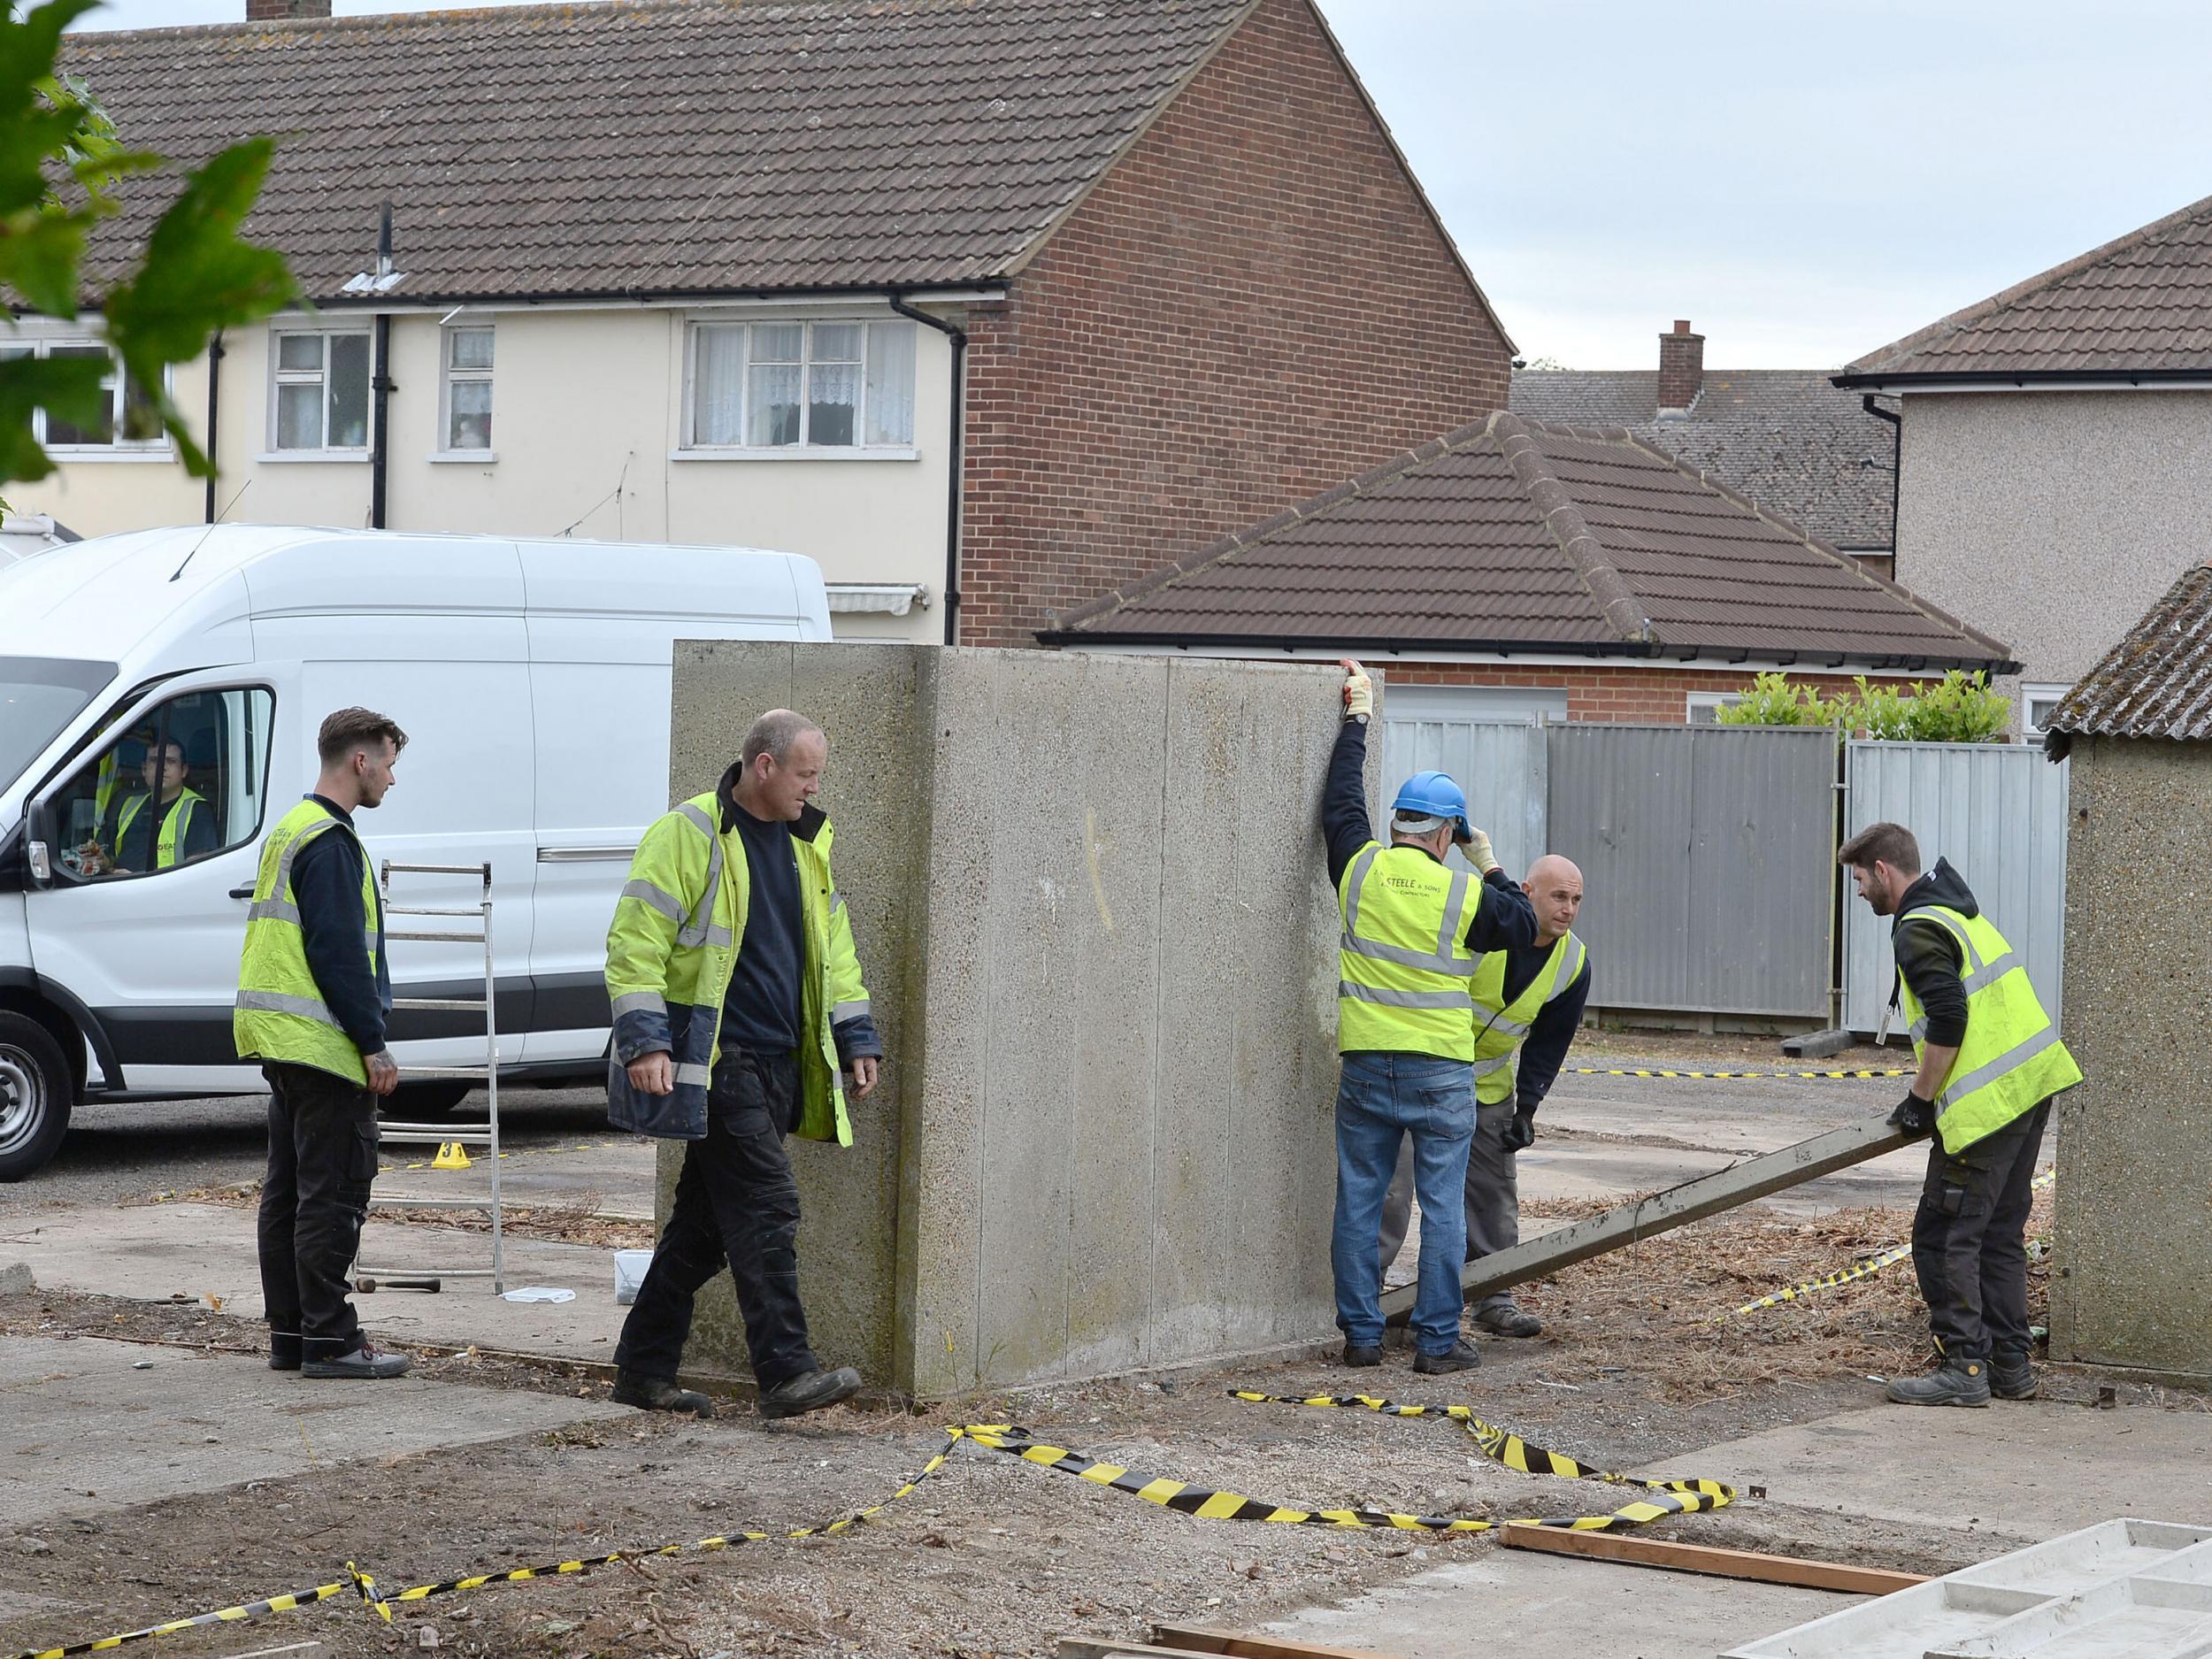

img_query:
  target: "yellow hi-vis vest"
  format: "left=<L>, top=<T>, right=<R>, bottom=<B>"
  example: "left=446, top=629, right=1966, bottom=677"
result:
left=233, top=798, right=380, bottom=1086
left=1895, top=903, right=2081, bottom=1156
left=1336, top=841, right=1478, bottom=1061
left=1471, top=931, right=1587, bottom=1106
left=116, top=787, right=205, bottom=870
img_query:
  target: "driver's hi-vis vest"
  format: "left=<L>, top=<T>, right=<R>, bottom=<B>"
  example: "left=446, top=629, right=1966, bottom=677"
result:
left=234, top=799, right=380, bottom=1085
left=1895, top=903, right=2080, bottom=1155
left=1471, top=931, right=1586, bottom=1105
left=116, top=787, right=205, bottom=870
left=1336, top=842, right=1478, bottom=1061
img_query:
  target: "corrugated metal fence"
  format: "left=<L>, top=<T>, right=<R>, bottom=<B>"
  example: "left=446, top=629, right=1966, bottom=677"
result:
left=1841, top=741, right=2070, bottom=1034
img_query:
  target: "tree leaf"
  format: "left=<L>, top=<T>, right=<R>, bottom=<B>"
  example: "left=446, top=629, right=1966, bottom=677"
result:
left=103, top=137, right=295, bottom=365
left=0, top=349, right=106, bottom=483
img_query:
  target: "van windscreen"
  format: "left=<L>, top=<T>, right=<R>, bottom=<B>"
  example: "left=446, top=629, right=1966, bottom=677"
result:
left=0, top=656, right=116, bottom=795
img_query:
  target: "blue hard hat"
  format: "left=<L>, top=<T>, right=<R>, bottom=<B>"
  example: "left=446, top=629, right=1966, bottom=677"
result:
left=1393, top=771, right=1469, bottom=825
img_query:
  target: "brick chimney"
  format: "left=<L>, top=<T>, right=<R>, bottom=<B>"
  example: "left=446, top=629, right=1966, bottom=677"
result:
left=247, top=0, right=332, bottom=19
left=1656, top=319, right=1704, bottom=415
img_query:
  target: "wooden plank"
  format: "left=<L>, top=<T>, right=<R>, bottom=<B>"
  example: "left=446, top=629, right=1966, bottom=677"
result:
left=1056, top=1641, right=1223, bottom=1659
left=1382, top=1118, right=1909, bottom=1324
left=1149, top=1627, right=1409, bottom=1659
left=1497, top=1521, right=1930, bottom=1595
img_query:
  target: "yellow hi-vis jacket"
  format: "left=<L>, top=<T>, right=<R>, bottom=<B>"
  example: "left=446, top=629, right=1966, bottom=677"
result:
left=1896, top=903, right=2081, bottom=1155
left=1471, top=931, right=1587, bottom=1106
left=1336, top=841, right=1479, bottom=1061
left=233, top=798, right=380, bottom=1086
left=604, top=792, right=872, bottom=1142
left=116, top=787, right=205, bottom=870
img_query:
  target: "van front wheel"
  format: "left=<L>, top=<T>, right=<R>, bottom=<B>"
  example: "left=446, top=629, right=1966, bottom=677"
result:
left=0, top=1012, right=72, bottom=1183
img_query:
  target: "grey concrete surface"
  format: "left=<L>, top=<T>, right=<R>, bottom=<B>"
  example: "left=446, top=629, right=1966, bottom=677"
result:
left=2, top=1203, right=633, bottom=1359
left=2052, top=737, right=2212, bottom=1377
left=0, top=1334, right=626, bottom=1522
left=1262, top=1550, right=1847, bottom=1659
left=1654, top=1404, right=2212, bottom=1544
left=665, top=642, right=1360, bottom=1399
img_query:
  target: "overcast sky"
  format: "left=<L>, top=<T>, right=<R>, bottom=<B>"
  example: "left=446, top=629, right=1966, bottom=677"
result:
left=65, top=0, right=2212, bottom=369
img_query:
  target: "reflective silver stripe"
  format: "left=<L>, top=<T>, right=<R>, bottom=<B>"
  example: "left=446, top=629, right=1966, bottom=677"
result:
left=1338, top=980, right=1472, bottom=1011
left=1339, top=933, right=1479, bottom=977
left=674, top=1062, right=711, bottom=1088
left=620, top=878, right=687, bottom=924
left=1936, top=1025, right=2066, bottom=1117
left=672, top=803, right=725, bottom=950
left=832, top=999, right=872, bottom=1022
left=1909, top=1017, right=1929, bottom=1043
left=1472, top=1052, right=1515, bottom=1076
left=248, top=898, right=302, bottom=926
left=1961, top=951, right=2019, bottom=995
left=1341, top=846, right=1379, bottom=933
left=1436, top=870, right=1471, bottom=957
left=611, top=991, right=667, bottom=1020
left=829, top=891, right=846, bottom=915
left=1547, top=936, right=1587, bottom=1002
left=234, top=987, right=344, bottom=1030
left=1486, top=1013, right=1532, bottom=1041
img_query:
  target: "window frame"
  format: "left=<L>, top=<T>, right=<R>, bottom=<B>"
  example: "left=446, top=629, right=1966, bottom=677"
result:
left=0, top=337, right=172, bottom=459
left=266, top=325, right=374, bottom=457
left=434, top=323, right=496, bottom=459
left=679, top=317, right=919, bottom=458
left=2020, top=682, right=2072, bottom=739
left=1686, top=691, right=1745, bottom=725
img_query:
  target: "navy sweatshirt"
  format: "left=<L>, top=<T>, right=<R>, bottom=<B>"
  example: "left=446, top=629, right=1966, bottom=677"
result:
left=1891, top=858, right=1976, bottom=1048
left=719, top=801, right=805, bottom=1055
left=289, top=794, right=391, bottom=1056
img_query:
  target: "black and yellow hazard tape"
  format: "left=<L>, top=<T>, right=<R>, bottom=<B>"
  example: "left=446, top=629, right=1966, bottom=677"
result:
left=956, top=1397, right=1730, bottom=1535
left=1570, top=1066, right=1909, bottom=1080
left=6, top=1567, right=385, bottom=1659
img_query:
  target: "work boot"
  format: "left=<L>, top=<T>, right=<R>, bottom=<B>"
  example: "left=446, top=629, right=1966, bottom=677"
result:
left=611, top=1369, right=716, bottom=1417
left=269, top=1331, right=302, bottom=1372
left=1341, top=1342, right=1383, bottom=1369
left=1412, top=1340, right=1482, bottom=1375
left=302, top=1341, right=411, bottom=1380
left=1990, top=1352, right=2040, bottom=1401
left=759, top=1365, right=863, bottom=1420
left=1885, top=1361, right=1990, bottom=1407
left=1471, top=1302, right=1542, bottom=1339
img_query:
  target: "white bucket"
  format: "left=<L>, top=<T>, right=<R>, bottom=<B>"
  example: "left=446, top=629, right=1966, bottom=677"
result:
left=613, top=1249, right=653, bottom=1305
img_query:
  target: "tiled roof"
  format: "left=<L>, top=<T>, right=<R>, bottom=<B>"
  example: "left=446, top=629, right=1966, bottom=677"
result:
left=62, top=0, right=1254, bottom=301
left=1839, top=191, right=2212, bottom=381
left=1045, top=411, right=2014, bottom=671
left=2043, top=561, right=2212, bottom=756
left=1509, top=368, right=1897, bottom=549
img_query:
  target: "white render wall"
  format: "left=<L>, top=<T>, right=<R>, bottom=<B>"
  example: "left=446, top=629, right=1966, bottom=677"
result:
left=12, top=303, right=957, bottom=644
left=1895, top=388, right=2212, bottom=719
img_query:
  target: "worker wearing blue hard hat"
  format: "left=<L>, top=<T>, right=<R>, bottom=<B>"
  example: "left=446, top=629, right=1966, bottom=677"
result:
left=1323, top=660, right=1537, bottom=1374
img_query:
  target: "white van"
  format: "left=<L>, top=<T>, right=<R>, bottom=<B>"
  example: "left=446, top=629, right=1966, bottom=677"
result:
left=0, top=525, right=833, bottom=1179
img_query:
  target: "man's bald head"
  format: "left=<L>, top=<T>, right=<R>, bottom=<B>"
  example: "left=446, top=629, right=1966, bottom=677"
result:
left=1523, top=855, right=1585, bottom=943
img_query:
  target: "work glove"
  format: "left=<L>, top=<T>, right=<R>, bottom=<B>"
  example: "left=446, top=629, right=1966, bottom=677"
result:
left=1502, top=1107, right=1536, bottom=1153
left=1463, top=826, right=1499, bottom=875
left=1339, top=658, right=1373, bottom=721
left=1886, top=1091, right=1936, bottom=1141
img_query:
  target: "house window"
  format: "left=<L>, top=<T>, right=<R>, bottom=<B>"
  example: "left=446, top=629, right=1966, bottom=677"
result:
left=271, top=328, right=372, bottom=451
left=687, top=319, right=917, bottom=451
left=441, top=326, right=494, bottom=452
left=2021, top=683, right=2071, bottom=738
left=0, top=340, right=165, bottom=452
left=1687, top=692, right=1745, bottom=724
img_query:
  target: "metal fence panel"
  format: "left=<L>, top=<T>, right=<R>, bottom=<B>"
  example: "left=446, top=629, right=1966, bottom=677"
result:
left=1548, top=725, right=1834, bottom=1017
left=1842, top=741, right=2070, bottom=1034
left=1379, top=707, right=1548, bottom=884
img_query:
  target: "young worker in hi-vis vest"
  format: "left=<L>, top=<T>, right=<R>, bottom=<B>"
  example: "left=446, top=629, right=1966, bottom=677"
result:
left=1325, top=661, right=1537, bottom=1374
left=1374, top=854, right=1588, bottom=1338
left=234, top=708, right=410, bottom=1380
left=1841, top=820, right=2082, bottom=1407
left=603, top=709, right=883, bottom=1421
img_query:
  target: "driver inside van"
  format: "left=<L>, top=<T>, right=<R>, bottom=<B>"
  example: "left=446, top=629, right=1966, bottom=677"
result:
left=79, top=739, right=215, bottom=875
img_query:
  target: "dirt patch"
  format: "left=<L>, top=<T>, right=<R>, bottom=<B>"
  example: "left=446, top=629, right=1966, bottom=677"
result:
left=149, top=1178, right=657, bottom=1250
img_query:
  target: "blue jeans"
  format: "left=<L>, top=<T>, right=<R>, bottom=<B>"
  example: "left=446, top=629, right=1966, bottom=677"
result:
left=1331, top=1051, right=1476, bottom=1355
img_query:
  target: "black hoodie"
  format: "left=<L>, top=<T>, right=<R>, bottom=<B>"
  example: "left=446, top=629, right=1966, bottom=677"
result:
left=1890, top=857, right=1978, bottom=1048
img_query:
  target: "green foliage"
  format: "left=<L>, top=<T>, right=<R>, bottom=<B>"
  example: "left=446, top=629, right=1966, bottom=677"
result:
left=0, top=0, right=293, bottom=485
left=1713, top=670, right=2012, bottom=742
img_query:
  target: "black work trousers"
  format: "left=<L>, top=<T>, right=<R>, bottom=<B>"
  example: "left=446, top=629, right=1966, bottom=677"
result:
left=614, top=1048, right=818, bottom=1391
left=1912, top=1099, right=2050, bottom=1364
left=257, top=1061, right=379, bottom=1361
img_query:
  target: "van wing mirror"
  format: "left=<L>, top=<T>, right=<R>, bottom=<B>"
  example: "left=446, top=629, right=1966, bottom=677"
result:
left=23, top=797, right=56, bottom=887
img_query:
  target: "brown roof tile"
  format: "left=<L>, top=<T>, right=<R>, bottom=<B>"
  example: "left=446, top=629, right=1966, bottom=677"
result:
left=2043, top=560, right=2212, bottom=755
left=1839, top=192, right=2212, bottom=381
left=1045, top=411, right=2016, bottom=670
left=62, top=0, right=1253, bottom=302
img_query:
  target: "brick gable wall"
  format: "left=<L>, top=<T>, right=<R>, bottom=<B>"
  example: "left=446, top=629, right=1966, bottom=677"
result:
left=956, top=0, right=1511, bottom=649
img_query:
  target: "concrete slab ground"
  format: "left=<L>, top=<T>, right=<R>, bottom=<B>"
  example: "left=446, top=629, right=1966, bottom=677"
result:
left=0, top=1334, right=626, bottom=1523
left=1656, top=1403, right=2212, bottom=1545
left=1262, top=1550, right=1846, bottom=1659
left=0, top=1203, right=633, bottom=1360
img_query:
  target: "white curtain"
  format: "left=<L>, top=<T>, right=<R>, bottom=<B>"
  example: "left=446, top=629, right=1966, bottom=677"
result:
left=864, top=321, right=916, bottom=446
left=692, top=325, right=746, bottom=445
